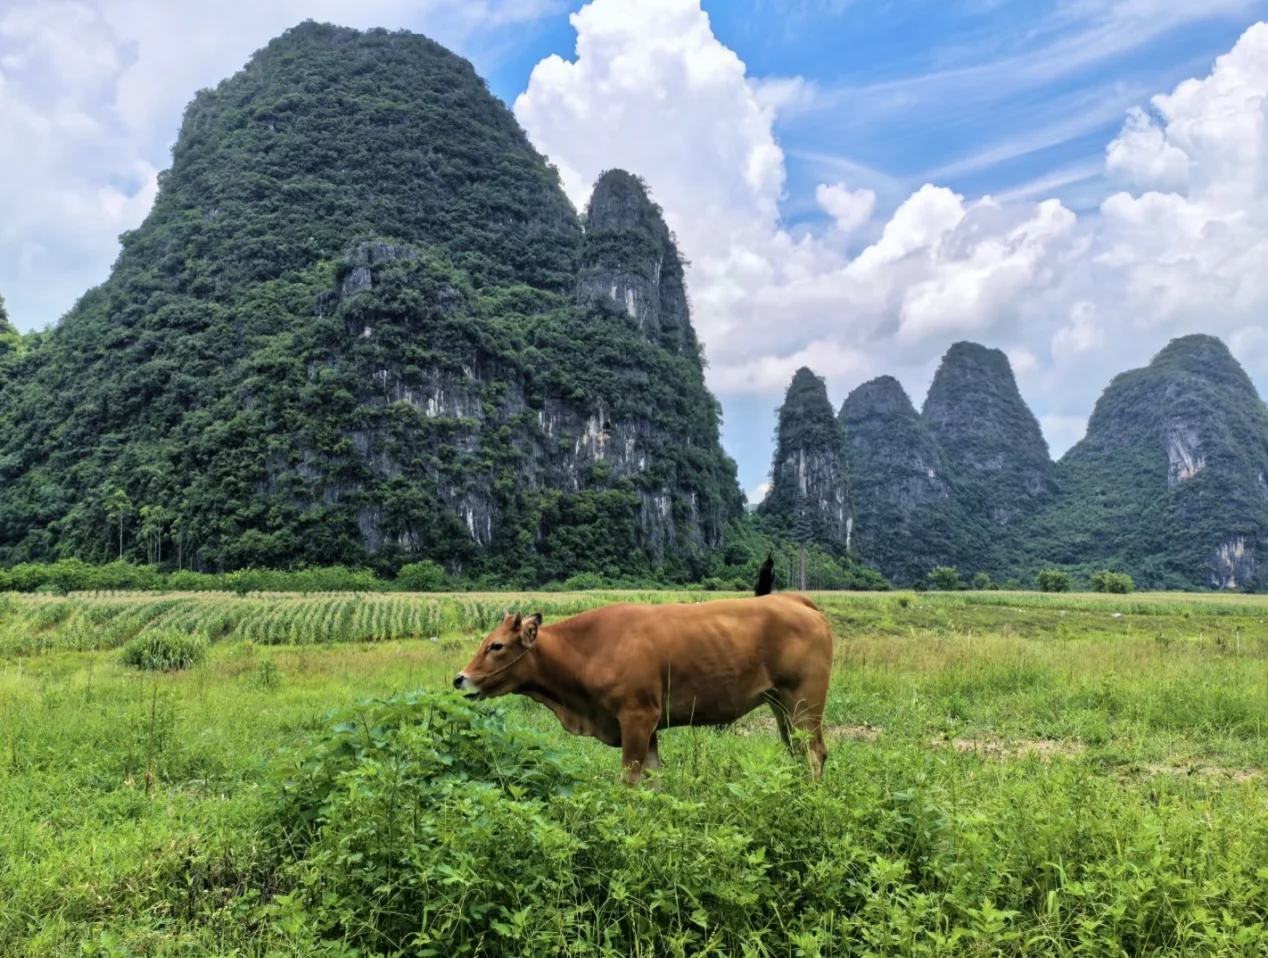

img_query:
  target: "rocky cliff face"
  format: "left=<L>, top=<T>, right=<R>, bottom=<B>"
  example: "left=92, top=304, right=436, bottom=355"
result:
left=308, top=221, right=739, bottom=570
left=758, top=368, right=853, bottom=547
left=839, top=376, right=984, bottom=584
left=577, top=170, right=699, bottom=358
left=922, top=342, right=1054, bottom=531
left=0, top=23, right=742, bottom=578
left=1036, top=335, right=1268, bottom=589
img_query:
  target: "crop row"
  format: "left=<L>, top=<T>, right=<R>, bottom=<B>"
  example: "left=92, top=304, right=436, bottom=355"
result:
left=0, top=590, right=718, bottom=657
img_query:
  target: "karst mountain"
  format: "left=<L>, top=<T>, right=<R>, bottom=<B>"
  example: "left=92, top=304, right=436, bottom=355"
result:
left=0, top=22, right=742, bottom=580
left=767, top=335, right=1268, bottom=590
left=1, top=21, right=1263, bottom=590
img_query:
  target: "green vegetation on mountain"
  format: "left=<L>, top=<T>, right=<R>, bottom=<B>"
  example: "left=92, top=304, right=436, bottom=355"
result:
left=757, top=367, right=853, bottom=546
left=922, top=342, right=1054, bottom=545
left=781, top=334, right=1268, bottom=592
left=0, top=294, right=18, bottom=358
left=1028, top=335, right=1268, bottom=590
left=0, top=22, right=753, bottom=585
left=838, top=375, right=987, bottom=585
left=577, top=169, right=701, bottom=358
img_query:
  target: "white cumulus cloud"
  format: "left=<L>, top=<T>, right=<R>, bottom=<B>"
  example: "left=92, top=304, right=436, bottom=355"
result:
left=516, top=1, right=1268, bottom=468
left=815, top=183, right=875, bottom=234
left=1105, top=106, right=1191, bottom=190
left=517, top=0, right=1082, bottom=411
left=0, top=0, right=561, bottom=331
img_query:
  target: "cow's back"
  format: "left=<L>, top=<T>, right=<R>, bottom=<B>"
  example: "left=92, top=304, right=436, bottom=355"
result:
left=566, top=594, right=828, bottom=652
left=556, top=595, right=833, bottom=726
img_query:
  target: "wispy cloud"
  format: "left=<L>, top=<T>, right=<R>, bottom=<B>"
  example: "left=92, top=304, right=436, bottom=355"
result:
left=800, top=0, right=1266, bottom=121
left=784, top=148, right=909, bottom=197
left=991, top=159, right=1103, bottom=203
left=917, top=80, right=1151, bottom=182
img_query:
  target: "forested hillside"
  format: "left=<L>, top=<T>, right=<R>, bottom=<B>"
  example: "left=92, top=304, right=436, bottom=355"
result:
left=776, top=335, right=1268, bottom=591
left=838, top=375, right=985, bottom=584
left=1028, top=335, right=1268, bottom=590
left=757, top=368, right=853, bottom=547
left=0, top=22, right=747, bottom=584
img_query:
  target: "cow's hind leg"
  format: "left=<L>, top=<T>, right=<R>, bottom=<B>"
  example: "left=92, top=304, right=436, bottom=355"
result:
left=770, top=679, right=829, bottom=781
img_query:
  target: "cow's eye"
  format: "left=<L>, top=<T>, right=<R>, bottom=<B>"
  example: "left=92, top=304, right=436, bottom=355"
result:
left=489, top=642, right=504, bottom=652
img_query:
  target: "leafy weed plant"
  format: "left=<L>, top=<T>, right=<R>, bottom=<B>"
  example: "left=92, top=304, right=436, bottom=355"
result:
left=119, top=629, right=208, bottom=671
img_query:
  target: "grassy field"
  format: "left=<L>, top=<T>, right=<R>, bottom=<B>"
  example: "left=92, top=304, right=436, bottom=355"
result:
left=2, top=589, right=1267, bottom=956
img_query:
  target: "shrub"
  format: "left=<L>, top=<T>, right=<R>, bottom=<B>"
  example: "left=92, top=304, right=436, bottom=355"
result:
left=268, top=691, right=578, bottom=857
left=1091, top=569, right=1134, bottom=594
left=255, top=658, right=284, bottom=691
left=928, top=566, right=961, bottom=591
left=972, top=571, right=994, bottom=591
left=1037, top=568, right=1072, bottom=593
left=395, top=560, right=448, bottom=592
left=120, top=630, right=209, bottom=671
left=260, top=687, right=1268, bottom=957
left=166, top=570, right=221, bottom=591
left=561, top=571, right=606, bottom=591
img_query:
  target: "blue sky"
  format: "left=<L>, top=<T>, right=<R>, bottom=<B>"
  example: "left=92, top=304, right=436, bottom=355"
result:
left=2, top=0, right=1267, bottom=504
left=475, top=0, right=1261, bottom=217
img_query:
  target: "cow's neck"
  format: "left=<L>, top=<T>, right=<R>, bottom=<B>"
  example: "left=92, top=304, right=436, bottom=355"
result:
left=516, top=626, right=593, bottom=714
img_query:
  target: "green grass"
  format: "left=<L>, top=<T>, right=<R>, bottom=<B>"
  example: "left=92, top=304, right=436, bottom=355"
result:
left=1, top=590, right=1267, bottom=955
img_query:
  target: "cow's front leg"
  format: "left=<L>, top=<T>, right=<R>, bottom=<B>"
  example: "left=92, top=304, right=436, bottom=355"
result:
left=617, top=709, right=660, bottom=787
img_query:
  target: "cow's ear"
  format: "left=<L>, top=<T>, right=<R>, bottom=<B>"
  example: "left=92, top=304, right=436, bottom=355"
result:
left=522, top=612, right=543, bottom=647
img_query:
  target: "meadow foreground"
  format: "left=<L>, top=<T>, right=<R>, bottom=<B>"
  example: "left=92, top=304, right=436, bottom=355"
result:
left=2, top=589, right=1267, bottom=955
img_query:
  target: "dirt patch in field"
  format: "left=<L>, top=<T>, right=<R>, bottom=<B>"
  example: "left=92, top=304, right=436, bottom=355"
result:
left=726, top=714, right=882, bottom=741
left=728, top=714, right=774, bottom=736
left=831, top=723, right=883, bottom=742
left=1124, top=762, right=1262, bottom=783
left=930, top=735, right=1084, bottom=762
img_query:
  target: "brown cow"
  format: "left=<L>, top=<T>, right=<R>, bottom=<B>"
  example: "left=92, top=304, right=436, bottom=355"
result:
left=453, top=592, right=833, bottom=786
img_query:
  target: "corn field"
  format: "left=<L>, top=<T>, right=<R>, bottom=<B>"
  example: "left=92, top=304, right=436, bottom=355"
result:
left=0, top=590, right=727, bottom=657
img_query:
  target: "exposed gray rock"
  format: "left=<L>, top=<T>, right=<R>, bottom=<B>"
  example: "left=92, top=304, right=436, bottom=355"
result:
left=1212, top=536, right=1255, bottom=590
left=577, top=170, right=699, bottom=357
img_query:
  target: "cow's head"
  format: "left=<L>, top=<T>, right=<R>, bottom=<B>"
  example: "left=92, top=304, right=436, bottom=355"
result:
left=453, top=611, right=542, bottom=700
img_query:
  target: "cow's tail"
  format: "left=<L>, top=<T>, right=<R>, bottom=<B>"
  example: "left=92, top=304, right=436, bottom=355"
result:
left=754, top=552, right=775, bottom=597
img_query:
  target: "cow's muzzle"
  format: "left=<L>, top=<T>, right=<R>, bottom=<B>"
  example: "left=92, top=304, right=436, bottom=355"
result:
left=453, top=673, right=484, bottom=700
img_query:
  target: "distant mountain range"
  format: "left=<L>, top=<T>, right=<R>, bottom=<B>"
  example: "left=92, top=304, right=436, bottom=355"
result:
left=0, top=21, right=1262, bottom=591
left=765, top=334, right=1268, bottom=590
